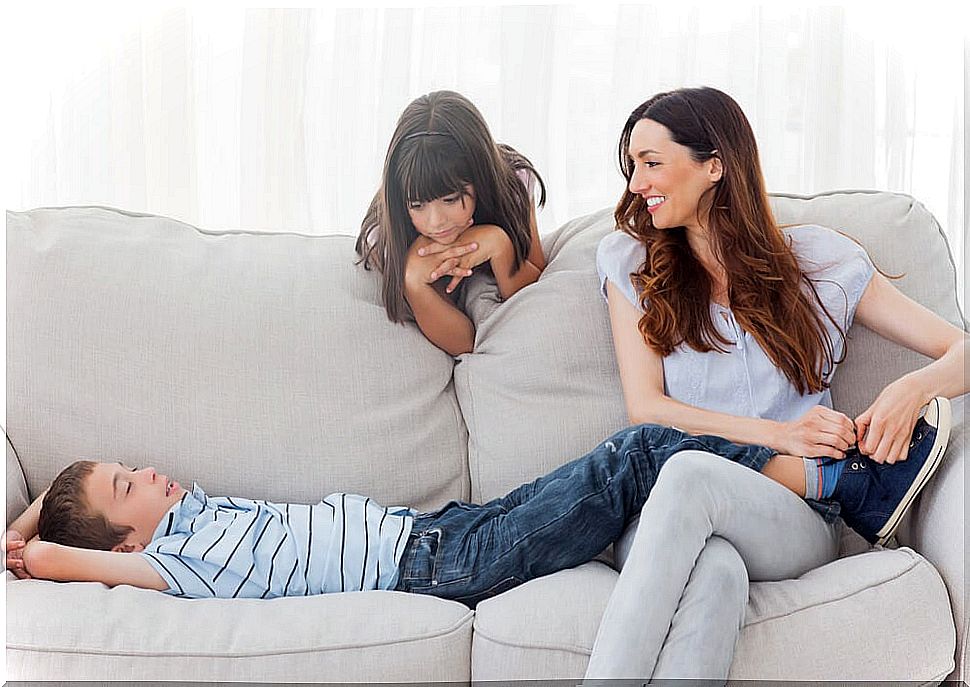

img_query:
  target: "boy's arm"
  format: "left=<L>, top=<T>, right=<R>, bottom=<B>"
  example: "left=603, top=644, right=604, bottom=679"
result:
left=4, top=489, right=48, bottom=577
left=22, top=539, right=168, bottom=591
left=7, top=488, right=47, bottom=542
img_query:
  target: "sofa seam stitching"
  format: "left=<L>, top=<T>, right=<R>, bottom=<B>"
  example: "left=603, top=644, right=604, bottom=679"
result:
left=473, top=625, right=590, bottom=657
left=6, top=610, right=475, bottom=658
left=743, top=552, right=927, bottom=627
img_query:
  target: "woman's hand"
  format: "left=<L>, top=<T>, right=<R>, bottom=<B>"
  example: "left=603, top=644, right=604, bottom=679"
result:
left=416, top=224, right=512, bottom=293
left=776, top=406, right=857, bottom=459
left=3, top=529, right=32, bottom=579
left=405, top=236, right=478, bottom=291
left=854, top=377, right=932, bottom=464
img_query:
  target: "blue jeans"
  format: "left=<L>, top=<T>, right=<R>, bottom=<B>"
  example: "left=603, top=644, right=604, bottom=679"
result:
left=394, top=423, right=781, bottom=608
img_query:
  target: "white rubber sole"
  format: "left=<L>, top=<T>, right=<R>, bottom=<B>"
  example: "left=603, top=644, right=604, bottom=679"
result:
left=875, top=397, right=952, bottom=546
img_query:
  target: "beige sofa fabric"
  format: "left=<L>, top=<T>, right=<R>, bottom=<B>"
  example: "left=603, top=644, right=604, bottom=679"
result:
left=6, top=581, right=473, bottom=681
left=472, top=562, right=617, bottom=679
left=897, top=394, right=967, bottom=683
left=731, top=546, right=955, bottom=681
left=472, top=547, right=954, bottom=681
left=5, top=436, right=30, bottom=527
left=6, top=207, right=468, bottom=512
left=455, top=208, right=627, bottom=503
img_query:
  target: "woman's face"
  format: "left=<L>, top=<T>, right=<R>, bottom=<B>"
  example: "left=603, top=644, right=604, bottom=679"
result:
left=407, top=185, right=476, bottom=244
left=626, top=118, right=721, bottom=232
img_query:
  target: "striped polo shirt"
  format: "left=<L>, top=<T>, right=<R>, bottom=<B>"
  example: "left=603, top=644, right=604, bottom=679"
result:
left=139, top=484, right=414, bottom=599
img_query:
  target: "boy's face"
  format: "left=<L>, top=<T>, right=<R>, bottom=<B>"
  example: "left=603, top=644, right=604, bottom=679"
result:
left=84, top=462, right=187, bottom=552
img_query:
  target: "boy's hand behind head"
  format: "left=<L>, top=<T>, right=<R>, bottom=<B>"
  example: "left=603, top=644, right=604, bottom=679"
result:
left=3, top=529, right=32, bottom=579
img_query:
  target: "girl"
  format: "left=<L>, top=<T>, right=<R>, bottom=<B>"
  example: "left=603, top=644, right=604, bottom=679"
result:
left=356, top=90, right=547, bottom=356
left=585, top=87, right=967, bottom=680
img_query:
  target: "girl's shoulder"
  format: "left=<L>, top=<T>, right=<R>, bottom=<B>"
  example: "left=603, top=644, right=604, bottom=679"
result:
left=595, top=230, right=646, bottom=309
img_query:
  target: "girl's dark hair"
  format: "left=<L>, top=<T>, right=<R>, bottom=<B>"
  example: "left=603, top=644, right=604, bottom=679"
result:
left=38, top=460, right=133, bottom=551
left=356, top=90, right=546, bottom=322
left=615, top=87, right=845, bottom=395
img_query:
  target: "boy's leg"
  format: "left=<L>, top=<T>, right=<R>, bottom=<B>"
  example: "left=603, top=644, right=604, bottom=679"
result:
left=585, top=450, right=839, bottom=680
left=404, top=425, right=773, bottom=606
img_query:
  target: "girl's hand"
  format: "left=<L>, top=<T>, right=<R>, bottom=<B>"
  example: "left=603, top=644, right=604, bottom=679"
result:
left=418, top=224, right=512, bottom=293
left=405, top=237, right=478, bottom=290
left=854, top=377, right=932, bottom=464
left=777, top=406, right=857, bottom=460
left=3, top=529, right=32, bottom=580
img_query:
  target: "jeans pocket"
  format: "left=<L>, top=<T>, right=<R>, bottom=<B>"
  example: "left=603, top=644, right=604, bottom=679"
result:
left=402, top=530, right=440, bottom=587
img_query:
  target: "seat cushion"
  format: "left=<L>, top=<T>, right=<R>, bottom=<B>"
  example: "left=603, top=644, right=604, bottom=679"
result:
left=471, top=548, right=954, bottom=681
left=6, top=579, right=473, bottom=681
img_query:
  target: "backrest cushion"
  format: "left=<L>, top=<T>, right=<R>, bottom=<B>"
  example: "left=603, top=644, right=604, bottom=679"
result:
left=7, top=207, right=468, bottom=511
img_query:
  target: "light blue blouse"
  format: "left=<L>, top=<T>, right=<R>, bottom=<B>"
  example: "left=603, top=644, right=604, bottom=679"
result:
left=596, top=225, right=875, bottom=423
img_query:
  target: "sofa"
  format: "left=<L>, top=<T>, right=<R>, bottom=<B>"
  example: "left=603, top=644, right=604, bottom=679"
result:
left=5, top=190, right=966, bottom=682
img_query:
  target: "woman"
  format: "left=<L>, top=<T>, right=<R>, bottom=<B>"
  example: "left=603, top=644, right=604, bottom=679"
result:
left=585, top=87, right=967, bottom=680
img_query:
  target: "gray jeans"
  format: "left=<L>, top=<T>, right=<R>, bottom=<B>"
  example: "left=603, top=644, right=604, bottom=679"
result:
left=585, top=450, right=841, bottom=681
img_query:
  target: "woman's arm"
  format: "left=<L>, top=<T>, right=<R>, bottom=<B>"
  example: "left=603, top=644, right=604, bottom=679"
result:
left=606, top=281, right=855, bottom=458
left=851, top=272, right=968, bottom=463
left=21, top=539, right=167, bottom=590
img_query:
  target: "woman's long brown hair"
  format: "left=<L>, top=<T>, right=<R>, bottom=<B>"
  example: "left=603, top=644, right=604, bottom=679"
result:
left=356, top=90, right=546, bottom=323
left=615, top=87, right=844, bottom=395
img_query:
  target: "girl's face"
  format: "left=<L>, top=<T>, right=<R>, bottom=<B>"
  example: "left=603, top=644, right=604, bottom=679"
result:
left=407, top=185, right=476, bottom=244
left=626, top=118, right=721, bottom=232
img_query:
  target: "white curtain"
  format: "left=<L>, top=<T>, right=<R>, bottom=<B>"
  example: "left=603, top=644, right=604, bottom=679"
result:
left=5, top=4, right=965, bottom=300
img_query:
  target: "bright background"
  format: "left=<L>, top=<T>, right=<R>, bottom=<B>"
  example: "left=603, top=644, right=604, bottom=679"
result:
left=0, top=2, right=967, bottom=681
left=3, top=4, right=965, bottom=256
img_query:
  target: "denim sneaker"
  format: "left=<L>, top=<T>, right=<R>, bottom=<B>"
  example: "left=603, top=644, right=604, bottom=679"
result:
left=831, top=397, right=952, bottom=546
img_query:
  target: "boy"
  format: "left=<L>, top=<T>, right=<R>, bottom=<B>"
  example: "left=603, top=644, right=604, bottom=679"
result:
left=4, top=400, right=952, bottom=604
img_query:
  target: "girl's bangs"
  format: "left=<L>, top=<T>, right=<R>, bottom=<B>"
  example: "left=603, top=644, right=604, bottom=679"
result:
left=397, top=139, right=471, bottom=204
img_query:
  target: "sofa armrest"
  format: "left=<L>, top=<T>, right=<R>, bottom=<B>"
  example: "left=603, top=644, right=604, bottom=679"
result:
left=5, top=433, right=30, bottom=527
left=897, top=393, right=966, bottom=683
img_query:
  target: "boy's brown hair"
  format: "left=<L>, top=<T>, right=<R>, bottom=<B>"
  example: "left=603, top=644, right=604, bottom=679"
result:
left=38, top=460, right=133, bottom=550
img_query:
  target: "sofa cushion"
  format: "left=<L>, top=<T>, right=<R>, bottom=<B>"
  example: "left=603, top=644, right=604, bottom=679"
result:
left=456, top=208, right=626, bottom=502
left=6, top=206, right=468, bottom=511
left=471, top=548, right=954, bottom=680
left=6, top=580, right=473, bottom=681
left=6, top=436, right=30, bottom=527
left=457, top=191, right=965, bottom=504
left=770, top=191, right=965, bottom=417
left=896, top=393, right=967, bottom=683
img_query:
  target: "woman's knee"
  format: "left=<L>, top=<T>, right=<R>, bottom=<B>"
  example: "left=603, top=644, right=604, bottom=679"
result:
left=695, top=537, right=749, bottom=605
left=648, top=450, right=728, bottom=506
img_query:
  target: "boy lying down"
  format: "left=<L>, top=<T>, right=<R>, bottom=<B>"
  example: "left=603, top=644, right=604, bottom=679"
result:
left=3, top=407, right=950, bottom=606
